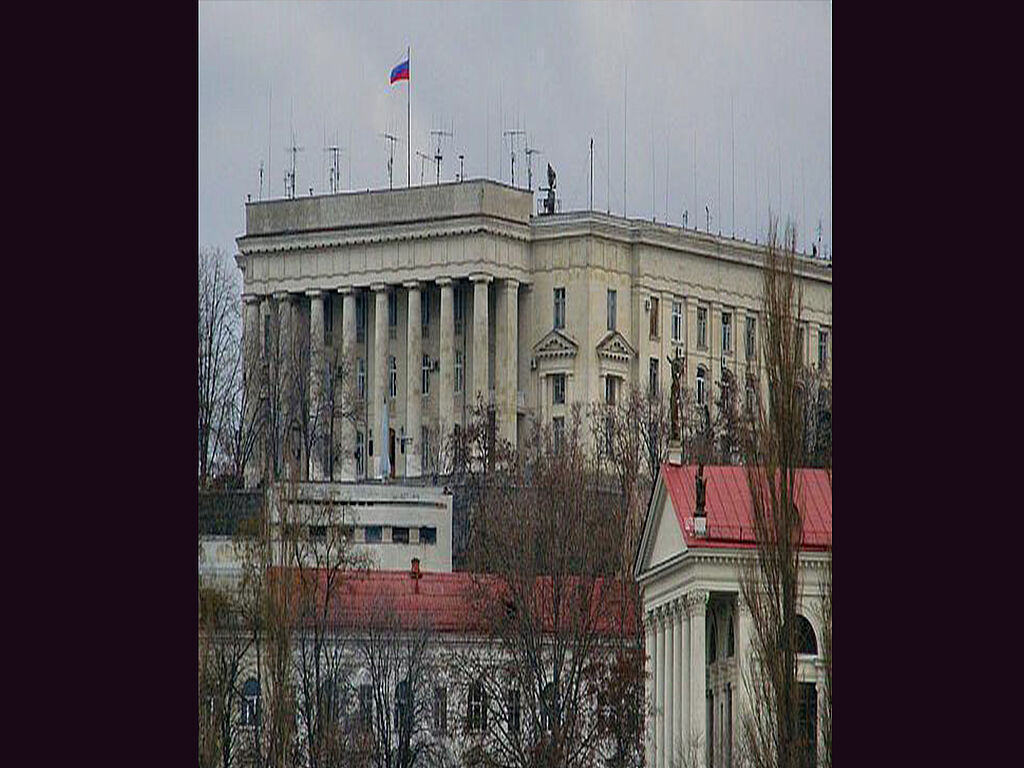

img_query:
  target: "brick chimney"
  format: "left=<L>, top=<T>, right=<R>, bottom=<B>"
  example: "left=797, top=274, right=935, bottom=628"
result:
left=410, top=558, right=423, bottom=593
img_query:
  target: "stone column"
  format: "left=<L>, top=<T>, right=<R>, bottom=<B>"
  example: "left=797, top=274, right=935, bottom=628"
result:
left=339, top=288, right=357, bottom=481
left=404, top=281, right=422, bottom=478
left=307, top=290, right=325, bottom=480
left=242, top=295, right=261, bottom=488
left=471, top=274, right=491, bottom=405
left=372, top=284, right=389, bottom=479
left=664, top=604, right=675, bottom=768
left=655, top=610, right=666, bottom=768
left=438, top=279, right=454, bottom=466
left=645, top=611, right=657, bottom=768
left=275, top=292, right=295, bottom=479
left=681, top=601, right=691, bottom=747
left=673, top=602, right=684, bottom=758
left=735, top=600, right=751, bottom=748
left=497, top=278, right=519, bottom=450
left=688, top=590, right=709, bottom=753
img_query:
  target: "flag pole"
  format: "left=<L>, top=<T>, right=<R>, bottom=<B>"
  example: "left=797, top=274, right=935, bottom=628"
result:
left=407, top=46, right=411, bottom=188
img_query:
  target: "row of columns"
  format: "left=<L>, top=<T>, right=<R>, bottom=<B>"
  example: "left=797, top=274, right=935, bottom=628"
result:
left=243, top=275, right=520, bottom=484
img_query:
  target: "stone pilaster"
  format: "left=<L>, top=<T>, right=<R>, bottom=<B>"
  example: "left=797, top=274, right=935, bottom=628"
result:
left=372, top=284, right=389, bottom=479
left=438, top=279, right=454, bottom=468
left=307, top=290, right=325, bottom=480
left=242, top=294, right=262, bottom=489
left=338, top=288, right=357, bottom=481
left=687, top=590, right=709, bottom=751
left=655, top=608, right=666, bottom=768
left=645, top=611, right=657, bottom=768
left=471, top=274, right=491, bottom=406
left=275, top=291, right=297, bottom=479
left=672, top=600, right=684, bottom=759
left=498, top=278, right=519, bottom=449
left=664, top=603, right=675, bottom=768
left=404, top=281, right=422, bottom=478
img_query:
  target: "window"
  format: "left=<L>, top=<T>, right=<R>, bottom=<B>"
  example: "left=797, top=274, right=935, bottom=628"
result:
left=745, top=385, right=756, bottom=415
left=388, top=356, right=397, bottom=399
left=541, top=682, right=556, bottom=735
left=388, top=291, right=398, bottom=338
left=392, top=526, right=409, bottom=544
left=263, top=314, right=271, bottom=358
left=605, top=375, right=617, bottom=406
left=356, top=430, right=365, bottom=476
left=672, top=300, right=683, bottom=343
left=241, top=677, right=260, bottom=727
left=506, top=684, right=521, bottom=739
left=708, top=614, right=718, bottom=663
left=607, top=289, right=617, bottom=331
left=455, top=350, right=465, bottom=393
left=324, top=298, right=334, bottom=346
left=421, top=427, right=430, bottom=470
left=696, top=366, right=707, bottom=407
left=467, top=680, right=488, bottom=733
left=357, top=358, right=366, bottom=399
left=420, top=526, right=437, bottom=545
left=728, top=615, right=735, bottom=657
left=309, top=525, right=327, bottom=541
left=454, top=286, right=466, bottom=335
left=368, top=429, right=374, bottom=457
left=722, top=312, right=732, bottom=355
left=422, top=292, right=431, bottom=337
left=433, top=686, right=448, bottom=736
left=797, top=683, right=818, bottom=768
left=365, top=526, right=382, bottom=543
left=554, top=287, right=566, bottom=330
left=745, top=316, right=756, bottom=361
left=552, top=417, right=564, bottom=454
left=649, top=296, right=660, bottom=339
left=553, top=373, right=566, bottom=405
left=359, top=684, right=373, bottom=731
left=697, top=306, right=708, bottom=349
left=422, top=355, right=431, bottom=396
left=356, top=293, right=366, bottom=344
left=649, top=358, right=659, bottom=395
left=394, top=679, right=412, bottom=732
left=796, top=615, right=818, bottom=655
left=818, top=330, right=828, bottom=368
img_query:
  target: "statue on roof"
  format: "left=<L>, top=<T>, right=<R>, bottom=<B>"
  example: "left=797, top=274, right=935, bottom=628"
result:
left=667, top=354, right=685, bottom=442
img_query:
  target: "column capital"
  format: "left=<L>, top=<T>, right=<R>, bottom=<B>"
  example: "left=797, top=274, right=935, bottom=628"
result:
left=403, top=280, right=421, bottom=290
left=370, top=282, right=388, bottom=293
left=242, top=293, right=262, bottom=305
left=469, top=273, right=493, bottom=284
left=503, top=277, right=520, bottom=290
left=736, top=599, right=751, bottom=618
left=685, top=590, right=709, bottom=615
left=272, top=290, right=292, bottom=302
left=435, top=277, right=453, bottom=286
left=305, top=289, right=324, bottom=299
left=336, top=285, right=354, bottom=295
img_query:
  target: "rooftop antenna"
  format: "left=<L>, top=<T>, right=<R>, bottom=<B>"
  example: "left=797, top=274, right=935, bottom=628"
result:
left=381, top=132, right=399, bottom=189
left=590, top=137, right=594, bottom=212
left=429, top=128, right=453, bottom=185
left=524, top=139, right=542, bottom=191
left=458, top=154, right=465, bottom=182
left=682, top=209, right=688, bottom=228
left=717, top=134, right=721, bottom=235
left=415, top=150, right=432, bottom=186
left=503, top=128, right=525, bottom=187
left=731, top=95, right=735, bottom=237
left=324, top=144, right=344, bottom=194
left=606, top=110, right=610, bottom=215
left=706, top=204, right=710, bottom=233
left=259, top=160, right=264, bottom=201
left=284, top=128, right=303, bottom=199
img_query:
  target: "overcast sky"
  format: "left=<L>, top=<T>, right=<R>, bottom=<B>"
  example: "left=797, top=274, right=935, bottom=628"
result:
left=200, top=1, right=831, bottom=259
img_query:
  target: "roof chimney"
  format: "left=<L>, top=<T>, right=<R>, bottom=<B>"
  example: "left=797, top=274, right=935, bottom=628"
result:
left=410, top=558, right=422, bottom=593
left=694, top=463, right=707, bottom=537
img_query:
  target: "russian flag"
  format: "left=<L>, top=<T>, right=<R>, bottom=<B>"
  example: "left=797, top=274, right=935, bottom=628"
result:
left=390, top=58, right=409, bottom=85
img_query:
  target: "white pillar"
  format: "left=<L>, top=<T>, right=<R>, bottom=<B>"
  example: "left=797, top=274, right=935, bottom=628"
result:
left=735, top=600, right=751, bottom=754
left=665, top=605, right=675, bottom=768
left=655, top=610, right=666, bottom=768
left=497, top=278, right=519, bottom=450
left=681, top=602, right=691, bottom=748
left=645, top=612, right=656, bottom=768
left=688, top=590, right=709, bottom=764
left=339, top=288, right=357, bottom=481
left=404, top=282, right=422, bottom=478
left=242, top=294, right=261, bottom=489
left=438, top=279, right=454, bottom=471
left=471, top=275, right=491, bottom=405
left=307, top=290, right=325, bottom=481
left=275, top=291, right=296, bottom=479
left=372, top=284, right=389, bottom=479
left=673, top=602, right=684, bottom=759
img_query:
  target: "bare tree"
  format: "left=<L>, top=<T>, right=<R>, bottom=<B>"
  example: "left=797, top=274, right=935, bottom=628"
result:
left=199, top=246, right=242, bottom=487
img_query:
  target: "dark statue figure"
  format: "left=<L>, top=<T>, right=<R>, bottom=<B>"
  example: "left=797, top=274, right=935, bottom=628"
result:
left=543, top=164, right=557, bottom=215
left=695, top=462, right=707, bottom=513
left=547, top=163, right=556, bottom=190
left=667, top=355, right=685, bottom=442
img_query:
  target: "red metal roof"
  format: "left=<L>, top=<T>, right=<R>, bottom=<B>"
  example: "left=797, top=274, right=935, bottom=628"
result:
left=661, top=464, right=832, bottom=551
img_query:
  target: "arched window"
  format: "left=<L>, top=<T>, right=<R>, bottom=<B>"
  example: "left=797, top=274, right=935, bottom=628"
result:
left=707, top=614, right=718, bottom=663
left=696, top=366, right=707, bottom=407
left=796, top=615, right=817, bottom=656
left=241, top=677, right=260, bottom=727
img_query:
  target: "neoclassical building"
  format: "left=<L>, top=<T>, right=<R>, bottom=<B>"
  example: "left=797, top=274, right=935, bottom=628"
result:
left=235, top=179, right=832, bottom=484
left=634, top=462, right=832, bottom=768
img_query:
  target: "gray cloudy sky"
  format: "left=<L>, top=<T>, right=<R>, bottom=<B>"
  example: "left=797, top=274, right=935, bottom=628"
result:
left=200, top=1, right=831, bottom=258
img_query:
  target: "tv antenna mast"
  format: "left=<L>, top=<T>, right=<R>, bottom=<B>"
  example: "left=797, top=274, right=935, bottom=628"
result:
left=503, top=128, right=525, bottom=187
left=324, top=144, right=345, bottom=194
left=381, top=133, right=399, bottom=190
left=429, top=128, right=453, bottom=185
left=258, top=161, right=264, bottom=201
left=524, top=140, right=542, bottom=191
left=457, top=154, right=465, bottom=182
left=415, top=150, right=432, bottom=186
left=284, top=130, right=303, bottom=199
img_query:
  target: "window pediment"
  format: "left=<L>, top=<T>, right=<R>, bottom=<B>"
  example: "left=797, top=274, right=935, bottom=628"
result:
left=533, top=328, right=579, bottom=360
left=596, top=331, right=636, bottom=363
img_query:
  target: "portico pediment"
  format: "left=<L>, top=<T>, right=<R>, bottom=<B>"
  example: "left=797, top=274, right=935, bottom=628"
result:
left=532, top=329, right=579, bottom=360
left=635, top=474, right=688, bottom=579
left=596, top=331, right=636, bottom=364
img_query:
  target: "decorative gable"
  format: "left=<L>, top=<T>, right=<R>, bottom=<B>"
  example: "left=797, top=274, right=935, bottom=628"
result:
left=532, top=328, right=579, bottom=360
left=635, top=476, right=687, bottom=577
left=596, top=331, right=636, bottom=364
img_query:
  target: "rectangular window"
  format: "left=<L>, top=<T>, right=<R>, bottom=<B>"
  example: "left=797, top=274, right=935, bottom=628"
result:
left=697, top=306, right=708, bottom=349
left=357, top=358, right=366, bottom=399
left=605, top=375, right=617, bottom=406
left=649, top=358, right=659, bottom=395
left=722, top=312, right=732, bottom=355
left=455, top=350, right=464, bottom=393
left=365, top=526, right=382, bottom=543
left=324, top=298, right=334, bottom=346
left=359, top=684, right=373, bottom=731
left=422, top=354, right=431, bottom=396
left=420, top=526, right=437, bottom=545
left=421, top=427, right=430, bottom=470
left=467, top=682, right=488, bottom=733
left=388, top=356, right=397, bottom=399
left=368, top=429, right=374, bottom=457
left=745, top=317, right=756, bottom=361
left=649, top=296, right=660, bottom=339
left=356, top=294, right=366, bottom=344
left=433, top=686, right=448, bottom=736
left=607, top=289, right=617, bottom=331
left=672, top=300, right=683, bottom=343
left=263, top=314, right=271, bottom=358
left=356, top=430, right=365, bottom=476
left=421, top=292, right=431, bottom=338
left=554, top=287, right=566, bottom=330
left=552, top=417, right=564, bottom=454
left=818, top=330, right=828, bottom=368
left=553, top=373, right=566, bottom=405
left=392, top=526, right=409, bottom=544
left=454, top=286, right=465, bottom=336
left=388, top=291, right=398, bottom=328
left=506, top=685, right=521, bottom=740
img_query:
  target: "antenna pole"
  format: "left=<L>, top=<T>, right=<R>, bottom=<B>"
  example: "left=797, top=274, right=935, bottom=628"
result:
left=407, top=46, right=411, bottom=188
left=589, top=137, right=594, bottom=211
